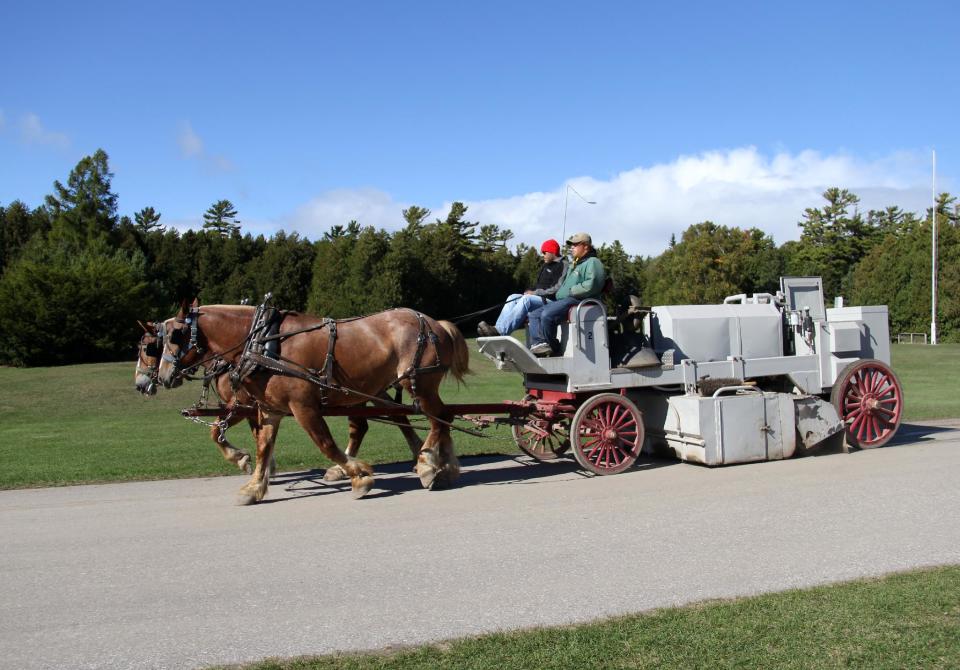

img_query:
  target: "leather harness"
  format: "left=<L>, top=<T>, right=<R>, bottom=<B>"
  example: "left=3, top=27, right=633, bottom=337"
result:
left=228, top=299, right=443, bottom=409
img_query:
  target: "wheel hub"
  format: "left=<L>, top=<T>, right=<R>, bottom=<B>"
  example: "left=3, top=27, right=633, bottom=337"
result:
left=603, top=428, right=618, bottom=442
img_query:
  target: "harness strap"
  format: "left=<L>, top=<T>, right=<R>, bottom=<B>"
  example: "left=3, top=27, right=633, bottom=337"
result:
left=232, top=298, right=286, bottom=391
left=165, top=306, right=206, bottom=371
left=318, top=320, right=338, bottom=404
left=395, top=311, right=448, bottom=409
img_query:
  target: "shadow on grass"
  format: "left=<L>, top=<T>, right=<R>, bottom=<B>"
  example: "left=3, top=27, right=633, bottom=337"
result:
left=261, top=453, right=679, bottom=503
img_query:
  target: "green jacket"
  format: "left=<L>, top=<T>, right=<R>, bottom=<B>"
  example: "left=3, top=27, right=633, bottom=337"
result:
left=556, top=252, right=606, bottom=300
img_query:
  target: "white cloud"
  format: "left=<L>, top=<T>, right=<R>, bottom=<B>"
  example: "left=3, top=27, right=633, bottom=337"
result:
left=279, top=147, right=936, bottom=257
left=286, top=188, right=409, bottom=237
left=210, top=154, right=235, bottom=172
left=177, top=121, right=234, bottom=172
left=177, top=121, right=204, bottom=157
left=461, top=147, right=935, bottom=256
left=19, top=113, right=70, bottom=147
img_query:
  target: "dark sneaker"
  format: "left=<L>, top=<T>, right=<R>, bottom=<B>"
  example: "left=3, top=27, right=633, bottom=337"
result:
left=529, top=342, right=553, bottom=357
left=477, top=321, right=500, bottom=337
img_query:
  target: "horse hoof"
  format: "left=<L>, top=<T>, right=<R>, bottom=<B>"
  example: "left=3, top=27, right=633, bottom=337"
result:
left=235, top=493, right=257, bottom=506
left=323, top=466, right=347, bottom=482
left=429, top=468, right=459, bottom=490
left=417, top=467, right=437, bottom=490
left=352, top=475, right=374, bottom=499
left=237, top=454, right=252, bottom=474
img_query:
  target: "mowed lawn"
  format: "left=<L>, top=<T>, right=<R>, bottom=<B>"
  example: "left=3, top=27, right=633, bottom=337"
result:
left=0, top=342, right=525, bottom=488
left=0, top=342, right=957, bottom=489
left=227, top=565, right=960, bottom=670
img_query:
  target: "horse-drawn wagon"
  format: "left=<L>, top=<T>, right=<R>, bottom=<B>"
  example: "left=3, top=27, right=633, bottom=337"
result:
left=137, top=275, right=901, bottom=503
left=475, top=275, right=902, bottom=474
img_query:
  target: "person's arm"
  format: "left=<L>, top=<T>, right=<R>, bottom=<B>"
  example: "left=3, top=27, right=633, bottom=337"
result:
left=532, top=260, right=568, bottom=298
left=569, top=258, right=606, bottom=298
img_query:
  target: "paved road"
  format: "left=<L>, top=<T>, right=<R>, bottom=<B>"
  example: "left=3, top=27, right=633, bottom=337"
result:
left=2, top=420, right=959, bottom=670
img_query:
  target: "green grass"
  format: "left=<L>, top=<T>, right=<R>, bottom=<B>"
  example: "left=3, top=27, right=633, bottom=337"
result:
left=221, top=565, right=960, bottom=670
left=0, top=342, right=957, bottom=489
left=0, top=342, right=524, bottom=488
left=890, top=343, right=960, bottom=420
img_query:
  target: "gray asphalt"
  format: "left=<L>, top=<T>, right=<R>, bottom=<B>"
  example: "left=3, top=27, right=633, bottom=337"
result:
left=2, top=420, right=959, bottom=670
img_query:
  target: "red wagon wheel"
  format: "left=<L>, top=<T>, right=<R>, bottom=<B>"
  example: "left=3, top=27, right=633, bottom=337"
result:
left=570, top=393, right=644, bottom=475
left=511, top=396, right=570, bottom=460
left=830, top=359, right=903, bottom=449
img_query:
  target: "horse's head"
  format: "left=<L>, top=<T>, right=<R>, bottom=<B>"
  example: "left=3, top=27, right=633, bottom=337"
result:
left=134, top=320, right=163, bottom=395
left=157, top=298, right=205, bottom=389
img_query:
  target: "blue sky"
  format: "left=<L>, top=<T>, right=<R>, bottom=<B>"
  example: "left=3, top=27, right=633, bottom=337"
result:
left=1, top=1, right=956, bottom=255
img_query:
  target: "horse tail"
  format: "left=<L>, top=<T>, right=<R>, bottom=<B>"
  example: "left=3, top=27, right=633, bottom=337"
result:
left=437, top=320, right=470, bottom=384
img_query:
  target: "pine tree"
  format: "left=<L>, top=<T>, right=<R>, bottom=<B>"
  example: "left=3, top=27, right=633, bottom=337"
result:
left=134, top=206, right=163, bottom=233
left=0, top=237, right=148, bottom=365
left=202, top=200, right=241, bottom=236
left=402, top=205, right=431, bottom=231
left=44, top=149, right=119, bottom=242
left=0, top=200, right=43, bottom=272
left=786, top=188, right=878, bottom=299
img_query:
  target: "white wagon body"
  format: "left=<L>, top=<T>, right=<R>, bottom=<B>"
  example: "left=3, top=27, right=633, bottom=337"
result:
left=478, top=277, right=902, bottom=474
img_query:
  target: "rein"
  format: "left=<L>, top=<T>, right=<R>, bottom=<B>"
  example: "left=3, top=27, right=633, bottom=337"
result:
left=448, top=296, right=521, bottom=325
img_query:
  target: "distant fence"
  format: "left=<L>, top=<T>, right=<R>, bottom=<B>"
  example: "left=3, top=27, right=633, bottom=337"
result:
left=897, top=332, right=928, bottom=344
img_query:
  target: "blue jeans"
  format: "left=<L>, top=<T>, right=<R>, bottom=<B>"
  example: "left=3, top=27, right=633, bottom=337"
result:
left=495, top=294, right=546, bottom=335
left=528, top=297, right=579, bottom=352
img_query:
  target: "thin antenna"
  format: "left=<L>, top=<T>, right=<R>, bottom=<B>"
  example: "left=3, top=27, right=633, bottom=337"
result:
left=561, top=184, right=597, bottom=244
left=931, top=150, right=938, bottom=345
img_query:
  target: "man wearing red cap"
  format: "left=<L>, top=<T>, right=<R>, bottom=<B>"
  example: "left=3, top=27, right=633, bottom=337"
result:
left=528, top=232, right=606, bottom=356
left=477, top=239, right=568, bottom=337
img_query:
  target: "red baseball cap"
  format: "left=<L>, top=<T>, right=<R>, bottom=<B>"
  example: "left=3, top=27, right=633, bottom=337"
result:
left=540, top=239, right=561, bottom=255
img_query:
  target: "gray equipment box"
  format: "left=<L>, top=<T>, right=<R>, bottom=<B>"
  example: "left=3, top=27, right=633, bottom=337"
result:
left=650, top=303, right=784, bottom=362
left=642, top=389, right=797, bottom=465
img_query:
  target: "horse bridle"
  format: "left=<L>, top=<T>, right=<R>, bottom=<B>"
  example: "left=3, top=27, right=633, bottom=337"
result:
left=162, top=307, right=206, bottom=378
left=136, top=326, right=163, bottom=379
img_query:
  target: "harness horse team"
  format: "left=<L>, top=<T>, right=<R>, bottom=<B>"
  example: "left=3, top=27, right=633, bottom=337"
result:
left=137, top=274, right=905, bottom=505
left=136, top=298, right=468, bottom=504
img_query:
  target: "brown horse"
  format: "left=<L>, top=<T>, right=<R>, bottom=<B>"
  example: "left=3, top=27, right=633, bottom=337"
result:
left=134, top=320, right=425, bottom=479
left=136, top=321, right=262, bottom=473
left=156, top=302, right=469, bottom=504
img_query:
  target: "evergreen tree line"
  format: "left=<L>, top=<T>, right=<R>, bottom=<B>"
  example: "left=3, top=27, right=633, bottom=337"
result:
left=1, top=150, right=957, bottom=367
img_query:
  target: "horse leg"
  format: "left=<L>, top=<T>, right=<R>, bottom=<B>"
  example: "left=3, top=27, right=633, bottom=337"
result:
left=395, top=416, right=424, bottom=464
left=380, top=389, right=423, bottom=466
left=210, top=414, right=253, bottom=474
left=291, top=403, right=375, bottom=499
left=323, top=416, right=368, bottom=482
left=412, top=385, right=460, bottom=490
left=236, top=412, right=283, bottom=506
left=247, top=417, right=278, bottom=478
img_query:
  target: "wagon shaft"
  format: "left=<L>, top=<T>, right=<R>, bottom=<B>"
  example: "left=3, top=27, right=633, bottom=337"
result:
left=181, top=405, right=257, bottom=420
